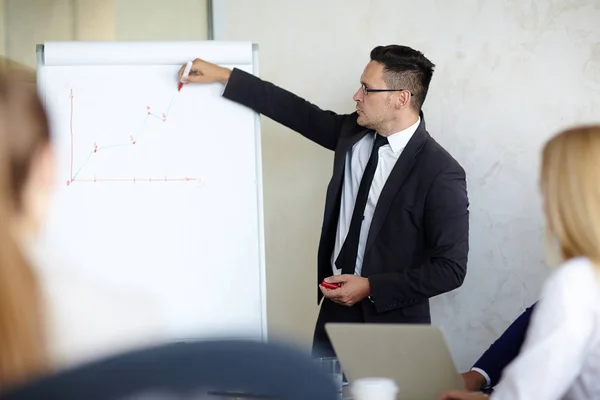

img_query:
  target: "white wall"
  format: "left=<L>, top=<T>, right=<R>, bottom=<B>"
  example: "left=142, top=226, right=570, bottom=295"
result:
left=218, top=0, right=600, bottom=370
left=0, top=0, right=208, bottom=68
left=4, top=0, right=75, bottom=67
left=114, top=0, right=207, bottom=41
left=0, top=0, right=5, bottom=60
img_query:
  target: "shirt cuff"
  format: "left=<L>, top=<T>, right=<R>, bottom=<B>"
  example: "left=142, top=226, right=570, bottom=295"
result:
left=470, top=367, right=492, bottom=388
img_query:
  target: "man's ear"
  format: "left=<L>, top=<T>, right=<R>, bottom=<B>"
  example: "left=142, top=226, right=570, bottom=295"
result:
left=395, top=90, right=412, bottom=109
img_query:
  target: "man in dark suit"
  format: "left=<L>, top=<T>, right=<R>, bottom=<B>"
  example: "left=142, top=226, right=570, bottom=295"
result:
left=179, top=45, right=469, bottom=356
left=462, top=303, right=536, bottom=391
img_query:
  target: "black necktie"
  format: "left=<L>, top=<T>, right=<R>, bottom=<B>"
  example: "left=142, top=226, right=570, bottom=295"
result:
left=336, top=134, right=389, bottom=275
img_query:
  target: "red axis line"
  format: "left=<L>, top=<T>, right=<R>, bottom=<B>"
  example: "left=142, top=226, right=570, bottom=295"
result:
left=71, top=177, right=198, bottom=183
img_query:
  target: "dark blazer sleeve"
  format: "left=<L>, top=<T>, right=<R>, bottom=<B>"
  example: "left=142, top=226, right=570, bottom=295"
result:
left=222, top=68, right=352, bottom=151
left=473, top=303, right=537, bottom=387
left=368, top=164, right=469, bottom=310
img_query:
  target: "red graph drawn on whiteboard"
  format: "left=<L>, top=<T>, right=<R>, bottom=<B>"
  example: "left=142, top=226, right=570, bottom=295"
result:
left=67, top=88, right=200, bottom=186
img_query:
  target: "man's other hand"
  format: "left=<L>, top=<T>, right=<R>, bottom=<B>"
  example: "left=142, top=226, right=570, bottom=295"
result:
left=319, top=274, right=370, bottom=306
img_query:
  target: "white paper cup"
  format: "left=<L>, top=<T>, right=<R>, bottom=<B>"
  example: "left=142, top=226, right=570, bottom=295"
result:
left=351, top=377, right=398, bottom=400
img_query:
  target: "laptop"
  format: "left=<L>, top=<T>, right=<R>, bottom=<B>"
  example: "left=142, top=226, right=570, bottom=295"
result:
left=325, top=323, right=464, bottom=400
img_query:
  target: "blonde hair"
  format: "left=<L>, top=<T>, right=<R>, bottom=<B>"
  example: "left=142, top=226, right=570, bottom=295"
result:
left=541, top=125, right=600, bottom=267
left=0, top=61, right=49, bottom=388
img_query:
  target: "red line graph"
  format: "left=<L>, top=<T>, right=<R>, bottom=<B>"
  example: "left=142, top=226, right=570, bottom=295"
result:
left=66, top=88, right=199, bottom=186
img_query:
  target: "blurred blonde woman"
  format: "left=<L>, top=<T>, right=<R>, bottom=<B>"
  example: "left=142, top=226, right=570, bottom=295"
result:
left=0, top=63, right=52, bottom=389
left=439, top=125, right=600, bottom=400
left=0, top=64, right=163, bottom=390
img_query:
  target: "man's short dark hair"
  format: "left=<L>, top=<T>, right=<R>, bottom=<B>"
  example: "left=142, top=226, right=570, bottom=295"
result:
left=370, top=45, right=435, bottom=112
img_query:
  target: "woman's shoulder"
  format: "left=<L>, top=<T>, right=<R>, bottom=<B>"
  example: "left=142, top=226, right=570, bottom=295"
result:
left=549, top=257, right=598, bottom=286
left=541, top=257, right=600, bottom=305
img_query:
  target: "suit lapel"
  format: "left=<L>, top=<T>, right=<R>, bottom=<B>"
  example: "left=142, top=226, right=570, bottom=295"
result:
left=322, top=127, right=372, bottom=227
left=365, top=122, right=430, bottom=251
left=339, top=125, right=373, bottom=157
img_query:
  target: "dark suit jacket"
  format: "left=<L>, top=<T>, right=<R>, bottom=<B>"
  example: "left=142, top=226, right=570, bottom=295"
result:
left=223, top=68, right=469, bottom=322
left=473, top=303, right=536, bottom=387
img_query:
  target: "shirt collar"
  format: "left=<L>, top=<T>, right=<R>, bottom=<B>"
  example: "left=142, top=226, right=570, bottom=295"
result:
left=382, top=117, right=421, bottom=153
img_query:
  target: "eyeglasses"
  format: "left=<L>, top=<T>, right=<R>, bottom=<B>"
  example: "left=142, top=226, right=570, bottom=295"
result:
left=361, top=84, right=413, bottom=96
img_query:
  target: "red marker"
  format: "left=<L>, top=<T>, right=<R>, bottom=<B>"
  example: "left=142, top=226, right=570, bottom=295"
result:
left=178, top=61, right=193, bottom=91
left=321, top=280, right=342, bottom=289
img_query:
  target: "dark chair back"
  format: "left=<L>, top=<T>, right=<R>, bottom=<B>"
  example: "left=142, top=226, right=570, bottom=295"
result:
left=1, top=340, right=338, bottom=400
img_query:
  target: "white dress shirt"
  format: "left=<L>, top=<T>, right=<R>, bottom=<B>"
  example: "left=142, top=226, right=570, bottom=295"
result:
left=331, top=117, right=420, bottom=276
left=491, top=257, right=600, bottom=400
left=470, top=367, right=492, bottom=388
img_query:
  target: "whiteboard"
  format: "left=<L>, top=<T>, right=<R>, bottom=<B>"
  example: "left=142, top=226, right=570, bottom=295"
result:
left=36, top=41, right=267, bottom=342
